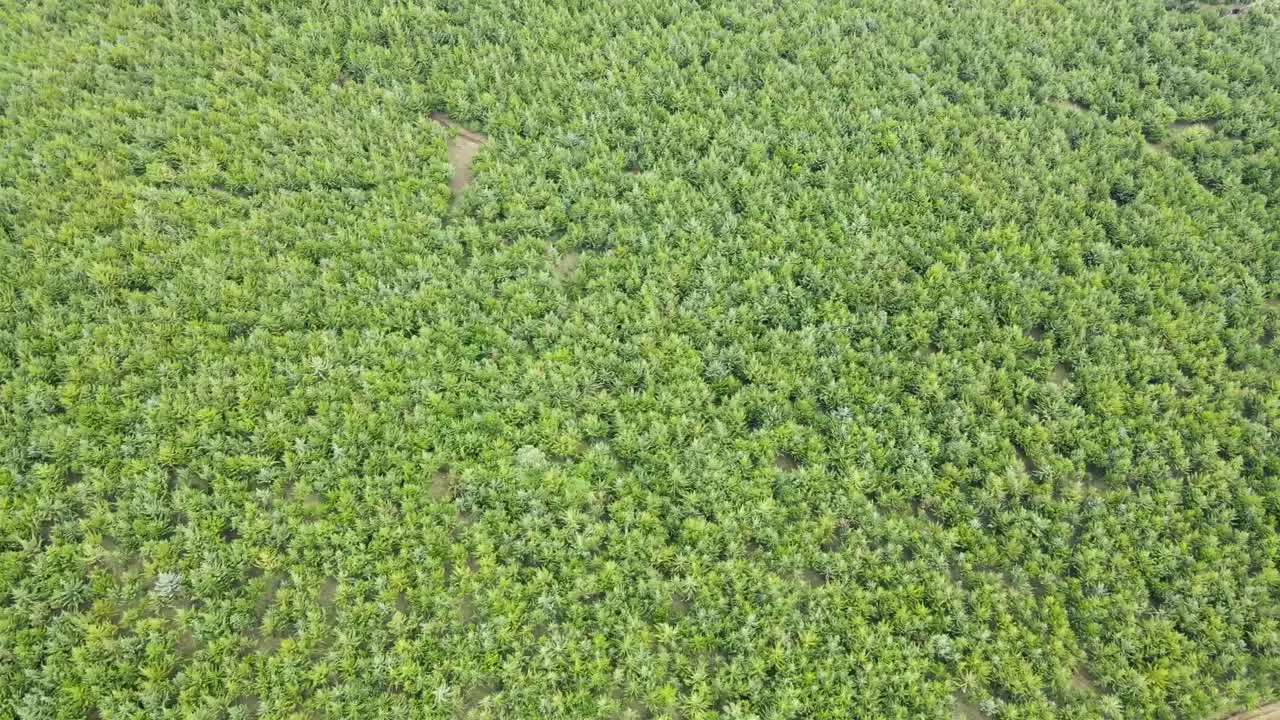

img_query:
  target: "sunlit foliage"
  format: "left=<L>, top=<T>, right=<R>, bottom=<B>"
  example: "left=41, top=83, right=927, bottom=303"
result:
left=1, top=0, right=1278, bottom=718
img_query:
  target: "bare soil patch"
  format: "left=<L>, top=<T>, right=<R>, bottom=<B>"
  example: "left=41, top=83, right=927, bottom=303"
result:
left=176, top=631, right=201, bottom=657
left=430, top=112, right=486, bottom=199
left=801, top=569, right=826, bottom=587
left=429, top=468, right=453, bottom=501
left=318, top=576, right=338, bottom=609
left=955, top=694, right=987, bottom=719
left=554, top=252, right=580, bottom=279
left=1048, top=99, right=1089, bottom=114
left=257, top=633, right=282, bottom=654
left=232, top=695, right=260, bottom=716
left=668, top=593, right=689, bottom=620
left=612, top=698, right=650, bottom=719
left=1170, top=118, right=1218, bottom=135
left=1226, top=703, right=1280, bottom=720
left=1051, top=363, right=1071, bottom=386
left=1071, top=668, right=1097, bottom=693
left=463, top=682, right=499, bottom=712
left=1202, top=3, right=1251, bottom=16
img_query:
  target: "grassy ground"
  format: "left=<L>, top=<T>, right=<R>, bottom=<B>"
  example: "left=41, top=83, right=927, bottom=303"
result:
left=2, top=0, right=1279, bottom=718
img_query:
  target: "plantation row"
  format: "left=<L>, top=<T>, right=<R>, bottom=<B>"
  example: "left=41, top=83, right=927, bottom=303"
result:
left=1, top=0, right=1278, bottom=718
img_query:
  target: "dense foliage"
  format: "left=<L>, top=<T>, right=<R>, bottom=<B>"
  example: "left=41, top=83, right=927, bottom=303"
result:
left=2, top=0, right=1279, bottom=718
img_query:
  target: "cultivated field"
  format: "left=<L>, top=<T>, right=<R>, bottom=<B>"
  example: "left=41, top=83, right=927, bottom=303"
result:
left=1, top=0, right=1278, bottom=718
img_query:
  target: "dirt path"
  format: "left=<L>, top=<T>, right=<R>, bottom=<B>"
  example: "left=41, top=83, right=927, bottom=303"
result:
left=1227, top=703, right=1280, bottom=719
left=430, top=112, right=486, bottom=199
